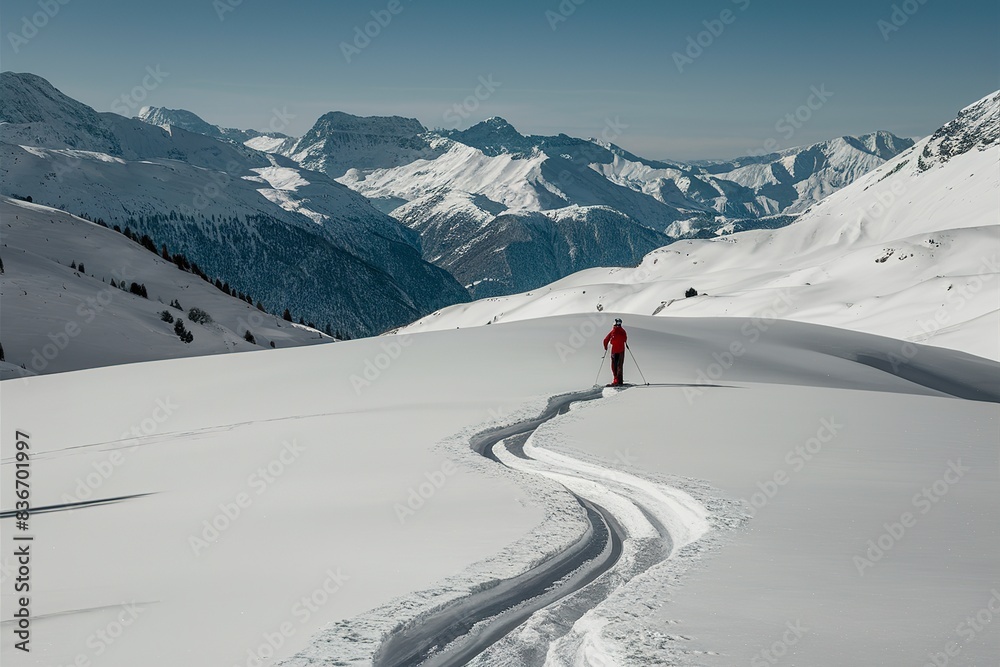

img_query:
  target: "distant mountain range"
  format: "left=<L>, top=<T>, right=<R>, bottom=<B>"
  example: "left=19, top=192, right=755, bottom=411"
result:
left=140, top=103, right=913, bottom=297
left=0, top=71, right=917, bottom=346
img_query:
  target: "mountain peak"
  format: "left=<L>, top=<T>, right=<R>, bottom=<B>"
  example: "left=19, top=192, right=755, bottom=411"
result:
left=139, top=106, right=215, bottom=133
left=0, top=71, right=123, bottom=154
left=446, top=117, right=534, bottom=158
left=919, top=90, right=999, bottom=169
left=307, top=111, right=427, bottom=138
left=135, top=105, right=292, bottom=143
left=854, top=130, right=915, bottom=160
left=0, top=71, right=91, bottom=124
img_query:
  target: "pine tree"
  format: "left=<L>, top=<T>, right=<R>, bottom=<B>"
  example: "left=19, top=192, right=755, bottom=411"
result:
left=282, top=308, right=292, bottom=322
left=243, top=330, right=256, bottom=344
left=161, top=244, right=170, bottom=260
left=188, top=307, right=212, bottom=325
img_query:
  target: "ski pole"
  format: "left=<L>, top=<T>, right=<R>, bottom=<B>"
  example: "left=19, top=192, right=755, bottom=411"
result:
left=626, top=343, right=649, bottom=385
left=594, top=348, right=608, bottom=386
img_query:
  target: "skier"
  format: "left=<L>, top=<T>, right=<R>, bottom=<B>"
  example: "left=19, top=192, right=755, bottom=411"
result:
left=602, top=318, right=628, bottom=386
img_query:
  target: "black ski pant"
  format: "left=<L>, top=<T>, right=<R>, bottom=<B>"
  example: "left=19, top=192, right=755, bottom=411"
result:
left=610, top=352, right=625, bottom=384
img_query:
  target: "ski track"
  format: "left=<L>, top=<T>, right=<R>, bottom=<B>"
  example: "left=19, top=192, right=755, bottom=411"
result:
left=285, top=387, right=715, bottom=667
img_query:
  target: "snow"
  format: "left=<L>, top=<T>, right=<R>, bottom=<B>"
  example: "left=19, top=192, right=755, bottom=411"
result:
left=402, top=117, right=1000, bottom=362
left=529, top=382, right=998, bottom=665
left=245, top=135, right=292, bottom=154
left=340, top=141, right=551, bottom=212
left=3, top=74, right=998, bottom=667
left=0, top=197, right=329, bottom=377
left=0, top=72, right=469, bottom=337
left=4, top=312, right=996, bottom=666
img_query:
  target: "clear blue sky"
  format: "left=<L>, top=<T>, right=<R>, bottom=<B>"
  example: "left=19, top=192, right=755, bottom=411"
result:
left=1, top=0, right=997, bottom=160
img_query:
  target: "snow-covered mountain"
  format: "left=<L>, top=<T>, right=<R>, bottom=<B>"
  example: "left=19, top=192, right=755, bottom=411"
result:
left=285, top=111, right=444, bottom=180
left=403, top=91, right=1000, bottom=362
left=0, top=196, right=332, bottom=378
left=595, top=130, right=915, bottom=222
left=0, top=72, right=468, bottom=338
left=276, top=114, right=913, bottom=297
left=137, top=105, right=289, bottom=145
left=396, top=193, right=673, bottom=295
left=128, top=98, right=913, bottom=301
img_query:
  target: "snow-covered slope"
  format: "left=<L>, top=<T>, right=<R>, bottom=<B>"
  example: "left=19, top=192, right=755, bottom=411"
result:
left=0, top=197, right=331, bottom=377
left=3, top=313, right=996, bottom=666
left=0, top=72, right=468, bottom=337
left=403, top=92, right=1000, bottom=362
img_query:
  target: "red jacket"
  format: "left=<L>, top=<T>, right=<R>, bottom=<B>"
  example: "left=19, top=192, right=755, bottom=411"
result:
left=603, top=326, right=627, bottom=354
